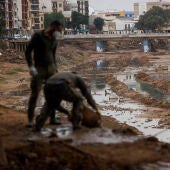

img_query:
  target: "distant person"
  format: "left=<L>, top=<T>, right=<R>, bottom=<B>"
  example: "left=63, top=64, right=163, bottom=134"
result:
left=25, top=20, right=63, bottom=127
left=35, top=72, right=98, bottom=131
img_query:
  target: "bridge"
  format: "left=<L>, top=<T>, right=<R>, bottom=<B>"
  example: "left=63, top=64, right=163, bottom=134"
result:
left=63, top=33, right=170, bottom=41
left=5, top=33, right=170, bottom=53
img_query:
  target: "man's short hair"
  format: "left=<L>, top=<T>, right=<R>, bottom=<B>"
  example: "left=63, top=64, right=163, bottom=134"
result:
left=50, top=20, right=62, bottom=27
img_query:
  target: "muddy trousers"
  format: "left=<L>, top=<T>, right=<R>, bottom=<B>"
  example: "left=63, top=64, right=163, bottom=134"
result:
left=35, top=81, right=83, bottom=130
left=28, top=75, right=55, bottom=124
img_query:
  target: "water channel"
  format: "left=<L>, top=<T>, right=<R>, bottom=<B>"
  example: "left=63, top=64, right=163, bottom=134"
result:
left=114, top=67, right=170, bottom=102
left=90, top=76, right=170, bottom=143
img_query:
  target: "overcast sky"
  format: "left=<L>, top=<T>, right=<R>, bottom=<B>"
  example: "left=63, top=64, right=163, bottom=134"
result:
left=89, top=0, right=170, bottom=11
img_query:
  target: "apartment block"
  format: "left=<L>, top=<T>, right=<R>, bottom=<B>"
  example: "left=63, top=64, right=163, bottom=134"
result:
left=29, top=0, right=40, bottom=30
left=0, top=0, right=6, bottom=28
left=77, top=0, right=89, bottom=16
left=134, top=2, right=147, bottom=20
left=63, top=0, right=78, bottom=11
left=0, top=0, right=31, bottom=32
left=134, top=1, right=170, bottom=20
left=52, top=0, right=64, bottom=13
left=1, top=0, right=21, bottom=30
left=21, top=0, right=29, bottom=29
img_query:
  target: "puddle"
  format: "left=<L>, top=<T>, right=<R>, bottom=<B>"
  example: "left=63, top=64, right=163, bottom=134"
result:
left=41, top=124, right=73, bottom=138
left=0, top=90, right=29, bottom=97
left=90, top=78, right=170, bottom=143
left=0, top=89, right=45, bottom=113
left=39, top=126, right=139, bottom=145
left=141, top=162, right=170, bottom=170
left=72, top=128, right=139, bottom=145
left=26, top=121, right=139, bottom=145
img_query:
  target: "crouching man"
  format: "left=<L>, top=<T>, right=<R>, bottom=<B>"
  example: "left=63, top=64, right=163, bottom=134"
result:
left=35, top=72, right=98, bottom=131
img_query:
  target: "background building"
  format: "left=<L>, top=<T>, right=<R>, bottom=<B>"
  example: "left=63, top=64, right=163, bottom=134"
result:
left=21, top=0, right=30, bottom=30
left=89, top=10, right=136, bottom=34
left=29, top=0, right=41, bottom=30
left=0, top=0, right=6, bottom=30
left=77, top=0, right=89, bottom=15
left=0, top=0, right=22, bottom=33
left=52, top=0, right=64, bottom=13
left=39, top=0, right=52, bottom=13
left=134, top=1, right=170, bottom=20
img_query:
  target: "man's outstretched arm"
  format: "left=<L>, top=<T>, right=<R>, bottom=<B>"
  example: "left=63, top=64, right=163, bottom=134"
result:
left=77, top=77, right=97, bottom=110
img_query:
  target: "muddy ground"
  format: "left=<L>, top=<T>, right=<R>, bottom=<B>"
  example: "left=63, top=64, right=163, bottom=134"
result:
left=0, top=41, right=170, bottom=169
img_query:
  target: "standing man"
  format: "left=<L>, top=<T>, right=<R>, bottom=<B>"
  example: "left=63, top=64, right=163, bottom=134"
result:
left=35, top=72, right=98, bottom=131
left=25, top=20, right=63, bottom=127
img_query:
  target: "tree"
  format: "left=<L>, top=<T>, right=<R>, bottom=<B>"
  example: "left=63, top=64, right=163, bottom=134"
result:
left=71, top=11, right=89, bottom=29
left=44, top=12, right=65, bottom=29
left=164, top=9, right=170, bottom=25
left=94, top=17, right=104, bottom=33
left=136, top=6, right=170, bottom=32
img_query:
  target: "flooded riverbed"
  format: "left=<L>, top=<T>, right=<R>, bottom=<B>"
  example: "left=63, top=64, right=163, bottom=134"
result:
left=0, top=69, right=170, bottom=144
left=91, top=77, right=170, bottom=143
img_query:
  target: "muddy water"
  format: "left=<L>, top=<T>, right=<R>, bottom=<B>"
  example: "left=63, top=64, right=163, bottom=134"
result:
left=137, top=81, right=170, bottom=102
left=0, top=89, right=45, bottom=113
left=90, top=77, right=170, bottom=143
left=31, top=126, right=140, bottom=145
left=141, top=162, right=170, bottom=170
left=114, top=68, right=170, bottom=102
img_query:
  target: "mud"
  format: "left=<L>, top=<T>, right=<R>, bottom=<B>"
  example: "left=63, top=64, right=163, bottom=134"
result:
left=0, top=42, right=170, bottom=169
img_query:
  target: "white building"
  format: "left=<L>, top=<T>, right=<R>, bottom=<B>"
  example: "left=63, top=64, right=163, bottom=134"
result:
left=114, top=18, right=136, bottom=31
left=70, top=2, right=78, bottom=12
left=63, top=11, right=72, bottom=22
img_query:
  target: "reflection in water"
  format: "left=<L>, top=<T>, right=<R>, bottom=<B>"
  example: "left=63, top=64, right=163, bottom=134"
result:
left=96, top=60, right=109, bottom=71
left=114, top=71, right=170, bottom=102
left=90, top=77, right=106, bottom=90
left=56, top=125, right=73, bottom=138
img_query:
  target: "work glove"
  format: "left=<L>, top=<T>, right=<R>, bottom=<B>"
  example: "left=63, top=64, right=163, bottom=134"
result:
left=29, top=66, right=38, bottom=77
left=96, top=108, right=101, bottom=115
